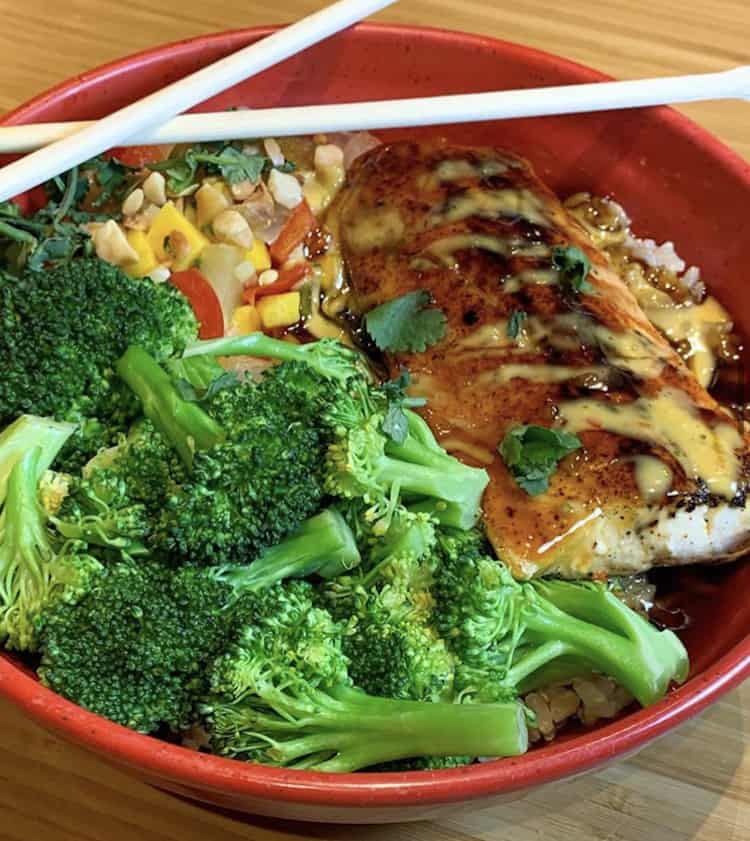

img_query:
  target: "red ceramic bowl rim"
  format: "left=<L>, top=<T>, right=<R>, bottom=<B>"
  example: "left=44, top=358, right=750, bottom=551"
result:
left=1, top=23, right=749, bottom=810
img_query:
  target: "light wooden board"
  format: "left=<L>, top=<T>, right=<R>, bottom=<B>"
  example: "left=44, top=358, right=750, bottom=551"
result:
left=0, top=1, right=748, bottom=838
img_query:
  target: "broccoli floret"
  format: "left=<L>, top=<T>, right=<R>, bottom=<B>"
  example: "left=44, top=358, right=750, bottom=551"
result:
left=38, top=558, right=233, bottom=732
left=432, top=530, right=690, bottom=707
left=180, top=336, right=489, bottom=530
left=321, top=504, right=451, bottom=703
left=0, top=258, right=198, bottom=469
left=201, top=580, right=528, bottom=772
left=117, top=346, right=328, bottom=564
left=0, top=416, right=77, bottom=650
left=53, top=420, right=185, bottom=559
left=38, top=509, right=356, bottom=732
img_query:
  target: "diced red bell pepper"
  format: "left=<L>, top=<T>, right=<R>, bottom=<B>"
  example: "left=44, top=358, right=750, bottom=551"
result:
left=169, top=268, right=224, bottom=339
left=269, top=200, right=317, bottom=266
left=105, top=144, right=173, bottom=169
left=254, top=263, right=312, bottom=299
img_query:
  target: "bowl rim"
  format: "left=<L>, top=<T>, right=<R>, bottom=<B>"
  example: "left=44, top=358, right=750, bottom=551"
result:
left=1, top=22, right=749, bottom=809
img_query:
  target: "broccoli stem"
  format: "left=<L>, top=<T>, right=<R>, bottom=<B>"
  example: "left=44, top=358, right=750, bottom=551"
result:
left=515, top=581, right=689, bottom=706
left=381, top=434, right=489, bottom=530
left=217, top=685, right=528, bottom=772
left=182, top=333, right=370, bottom=384
left=0, top=447, right=55, bottom=651
left=219, top=509, right=361, bottom=592
left=0, top=415, right=76, bottom=502
left=116, top=345, right=225, bottom=466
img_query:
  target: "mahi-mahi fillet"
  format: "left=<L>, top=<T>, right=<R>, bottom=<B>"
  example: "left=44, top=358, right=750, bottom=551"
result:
left=329, top=140, right=750, bottom=578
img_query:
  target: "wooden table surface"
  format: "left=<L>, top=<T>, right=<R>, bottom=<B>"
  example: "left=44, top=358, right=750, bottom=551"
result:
left=0, top=1, right=748, bottom=839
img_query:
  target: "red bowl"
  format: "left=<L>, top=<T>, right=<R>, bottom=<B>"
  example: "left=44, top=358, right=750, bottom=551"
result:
left=1, top=23, right=749, bottom=824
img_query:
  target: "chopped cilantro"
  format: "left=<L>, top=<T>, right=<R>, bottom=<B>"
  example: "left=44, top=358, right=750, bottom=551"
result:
left=364, top=291, right=447, bottom=353
left=0, top=167, right=95, bottom=273
left=81, top=156, right=136, bottom=208
left=498, top=424, right=582, bottom=496
left=378, top=368, right=427, bottom=444
left=148, top=143, right=280, bottom=193
left=507, top=309, right=528, bottom=339
left=552, top=245, right=594, bottom=294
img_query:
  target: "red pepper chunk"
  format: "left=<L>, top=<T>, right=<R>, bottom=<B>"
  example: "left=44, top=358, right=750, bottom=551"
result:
left=269, top=200, right=317, bottom=265
left=169, top=268, right=224, bottom=339
left=253, top=263, right=312, bottom=299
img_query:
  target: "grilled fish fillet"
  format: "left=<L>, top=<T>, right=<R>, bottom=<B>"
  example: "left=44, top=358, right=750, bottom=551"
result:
left=328, top=139, right=750, bottom=579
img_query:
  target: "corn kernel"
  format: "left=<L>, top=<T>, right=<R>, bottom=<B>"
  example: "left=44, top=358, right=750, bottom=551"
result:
left=124, top=229, right=159, bottom=277
left=257, top=292, right=301, bottom=329
left=245, top=239, right=271, bottom=272
left=231, top=305, right=262, bottom=335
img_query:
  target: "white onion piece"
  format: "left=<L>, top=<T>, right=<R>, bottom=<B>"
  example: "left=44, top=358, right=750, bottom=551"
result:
left=198, top=243, right=246, bottom=330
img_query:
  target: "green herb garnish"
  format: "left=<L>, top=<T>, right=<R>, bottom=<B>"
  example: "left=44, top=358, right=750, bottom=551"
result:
left=0, top=167, right=96, bottom=273
left=552, top=245, right=594, bottom=294
left=148, top=143, right=285, bottom=193
left=378, top=368, right=427, bottom=444
left=507, top=309, right=528, bottom=339
left=498, top=424, right=582, bottom=496
left=365, top=291, right=447, bottom=353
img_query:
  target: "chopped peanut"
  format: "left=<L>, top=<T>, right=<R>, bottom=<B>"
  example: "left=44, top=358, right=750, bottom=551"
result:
left=268, top=169, right=302, bottom=209
left=121, top=188, right=144, bottom=217
left=212, top=209, right=254, bottom=248
left=143, top=171, right=167, bottom=206
left=92, top=220, right=139, bottom=267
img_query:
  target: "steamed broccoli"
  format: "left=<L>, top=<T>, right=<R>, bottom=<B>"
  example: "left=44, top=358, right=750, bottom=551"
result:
left=0, top=416, right=77, bottom=650
left=432, top=530, right=689, bottom=706
left=116, top=346, right=328, bottom=564
left=0, top=258, right=198, bottom=470
left=179, top=334, right=490, bottom=530
left=38, top=508, right=359, bottom=732
left=201, top=580, right=528, bottom=771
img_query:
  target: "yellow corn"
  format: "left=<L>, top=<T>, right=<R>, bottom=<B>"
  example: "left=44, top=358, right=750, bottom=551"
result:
left=147, top=202, right=209, bottom=271
left=123, top=229, right=158, bottom=277
left=231, top=305, right=262, bottom=335
left=257, top=292, right=301, bottom=329
left=245, top=239, right=271, bottom=272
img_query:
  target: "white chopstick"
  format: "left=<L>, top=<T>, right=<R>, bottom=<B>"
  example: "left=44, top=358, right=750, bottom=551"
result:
left=0, top=65, right=748, bottom=156
left=0, top=0, right=397, bottom=202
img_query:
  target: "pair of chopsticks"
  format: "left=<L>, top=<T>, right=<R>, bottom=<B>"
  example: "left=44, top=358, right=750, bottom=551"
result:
left=0, top=0, right=748, bottom=202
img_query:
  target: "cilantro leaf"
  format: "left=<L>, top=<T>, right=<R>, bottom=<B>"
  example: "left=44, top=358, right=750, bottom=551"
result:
left=377, top=368, right=427, bottom=444
left=192, top=147, right=268, bottom=185
left=82, top=156, right=136, bottom=208
left=507, top=309, right=527, bottom=339
left=365, top=291, right=447, bottom=353
left=552, top=245, right=594, bottom=294
left=147, top=156, right=199, bottom=195
left=148, top=144, right=274, bottom=193
left=498, top=424, right=582, bottom=496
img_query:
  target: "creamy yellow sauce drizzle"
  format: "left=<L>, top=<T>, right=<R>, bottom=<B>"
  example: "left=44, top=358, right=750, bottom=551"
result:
left=342, top=205, right=405, bottom=254
left=434, top=158, right=510, bottom=182
left=428, top=188, right=548, bottom=229
left=438, top=436, right=496, bottom=465
left=423, top=234, right=550, bottom=269
left=646, top=296, right=731, bottom=388
left=558, top=389, right=741, bottom=499
left=632, top=455, right=673, bottom=503
left=303, top=159, right=346, bottom=215
left=477, top=364, right=610, bottom=386
left=589, top=325, right=666, bottom=381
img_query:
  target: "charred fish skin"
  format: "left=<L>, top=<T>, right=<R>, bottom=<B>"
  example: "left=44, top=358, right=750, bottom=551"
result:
left=330, top=139, right=750, bottom=579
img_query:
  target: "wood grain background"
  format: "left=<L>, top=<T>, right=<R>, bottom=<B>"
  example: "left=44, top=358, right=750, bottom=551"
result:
left=0, top=1, right=748, bottom=838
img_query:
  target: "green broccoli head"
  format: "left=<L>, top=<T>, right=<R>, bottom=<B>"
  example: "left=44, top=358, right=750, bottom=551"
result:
left=201, top=579, right=527, bottom=772
left=0, top=258, right=198, bottom=467
left=432, top=529, right=689, bottom=707
left=38, top=559, right=234, bottom=733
